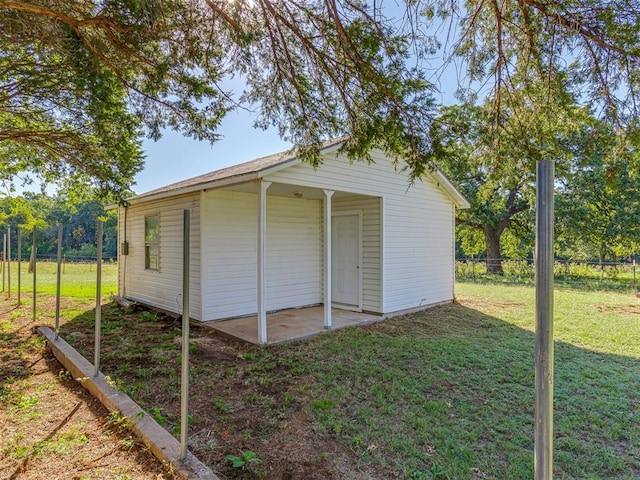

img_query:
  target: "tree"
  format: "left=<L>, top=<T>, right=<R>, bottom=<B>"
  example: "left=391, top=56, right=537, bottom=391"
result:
left=0, top=0, right=436, bottom=197
left=3, top=1, right=638, bottom=199
left=556, top=124, right=640, bottom=262
left=0, top=190, right=118, bottom=259
left=430, top=86, right=587, bottom=273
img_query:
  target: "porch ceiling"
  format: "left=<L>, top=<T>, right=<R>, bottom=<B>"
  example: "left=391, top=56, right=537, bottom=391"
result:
left=222, top=181, right=373, bottom=200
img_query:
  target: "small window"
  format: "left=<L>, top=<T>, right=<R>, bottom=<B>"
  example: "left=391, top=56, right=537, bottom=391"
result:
left=145, top=215, right=159, bottom=270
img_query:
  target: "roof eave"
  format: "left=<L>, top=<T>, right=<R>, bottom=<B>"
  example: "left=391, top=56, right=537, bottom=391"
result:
left=430, top=169, right=471, bottom=209
left=125, top=171, right=262, bottom=205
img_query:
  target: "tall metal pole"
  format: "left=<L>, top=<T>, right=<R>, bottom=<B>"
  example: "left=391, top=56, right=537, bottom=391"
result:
left=17, top=228, right=21, bottom=305
left=6, top=229, right=10, bottom=298
left=180, top=209, right=191, bottom=462
left=2, top=233, right=5, bottom=293
left=54, top=225, right=63, bottom=340
left=535, top=159, right=555, bottom=480
left=32, top=227, right=37, bottom=322
left=94, top=221, right=103, bottom=377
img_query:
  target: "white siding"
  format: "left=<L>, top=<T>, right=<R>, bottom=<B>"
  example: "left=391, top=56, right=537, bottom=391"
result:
left=266, top=151, right=456, bottom=313
left=119, top=194, right=201, bottom=319
left=201, top=189, right=322, bottom=320
left=332, top=195, right=381, bottom=312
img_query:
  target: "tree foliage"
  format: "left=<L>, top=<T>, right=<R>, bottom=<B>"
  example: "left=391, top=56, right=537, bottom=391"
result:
left=2, top=1, right=639, bottom=197
left=556, top=123, right=640, bottom=262
left=430, top=84, right=589, bottom=272
left=0, top=190, right=117, bottom=258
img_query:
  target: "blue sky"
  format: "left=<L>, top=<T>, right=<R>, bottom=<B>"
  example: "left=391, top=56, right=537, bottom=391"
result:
left=135, top=74, right=461, bottom=195
left=136, top=108, right=291, bottom=194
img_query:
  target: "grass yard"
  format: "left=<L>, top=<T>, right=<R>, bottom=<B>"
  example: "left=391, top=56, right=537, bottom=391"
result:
left=49, top=281, right=639, bottom=479
left=1, top=261, right=117, bottom=298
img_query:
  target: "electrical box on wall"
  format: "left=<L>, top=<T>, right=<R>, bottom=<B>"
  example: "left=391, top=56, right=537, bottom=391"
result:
left=121, top=241, right=129, bottom=256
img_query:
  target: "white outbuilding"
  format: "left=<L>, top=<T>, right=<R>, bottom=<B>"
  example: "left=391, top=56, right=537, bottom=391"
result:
left=116, top=139, right=469, bottom=344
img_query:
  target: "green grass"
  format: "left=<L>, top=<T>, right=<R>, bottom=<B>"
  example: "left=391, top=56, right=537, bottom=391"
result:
left=275, top=283, right=639, bottom=479
left=57, top=281, right=640, bottom=479
left=456, top=260, right=638, bottom=292
left=2, top=261, right=117, bottom=298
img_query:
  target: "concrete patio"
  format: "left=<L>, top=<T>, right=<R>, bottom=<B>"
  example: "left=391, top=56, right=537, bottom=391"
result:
left=202, top=305, right=383, bottom=345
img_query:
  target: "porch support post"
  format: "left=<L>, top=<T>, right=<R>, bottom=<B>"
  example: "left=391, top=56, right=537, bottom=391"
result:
left=258, top=181, right=272, bottom=345
left=323, top=189, right=334, bottom=329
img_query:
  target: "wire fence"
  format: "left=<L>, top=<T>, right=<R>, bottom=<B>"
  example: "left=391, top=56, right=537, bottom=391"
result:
left=456, top=257, right=638, bottom=292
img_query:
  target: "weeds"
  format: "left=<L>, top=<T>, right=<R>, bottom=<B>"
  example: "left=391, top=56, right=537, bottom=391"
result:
left=225, top=450, right=263, bottom=471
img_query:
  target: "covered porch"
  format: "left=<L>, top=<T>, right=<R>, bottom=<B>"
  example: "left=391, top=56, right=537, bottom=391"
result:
left=202, top=178, right=382, bottom=345
left=205, top=305, right=382, bottom=345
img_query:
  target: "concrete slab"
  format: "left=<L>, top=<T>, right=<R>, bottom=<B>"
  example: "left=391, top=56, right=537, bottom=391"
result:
left=205, top=305, right=383, bottom=345
left=38, top=326, right=219, bottom=480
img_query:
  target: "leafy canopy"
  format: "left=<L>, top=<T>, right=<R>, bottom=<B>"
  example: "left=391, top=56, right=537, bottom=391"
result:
left=1, top=1, right=639, bottom=198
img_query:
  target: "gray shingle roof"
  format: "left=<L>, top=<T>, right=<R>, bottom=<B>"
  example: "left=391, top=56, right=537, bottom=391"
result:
left=131, top=137, right=347, bottom=201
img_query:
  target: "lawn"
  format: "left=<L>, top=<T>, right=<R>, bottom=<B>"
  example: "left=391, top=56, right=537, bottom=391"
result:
left=1, top=261, right=117, bottom=299
left=49, top=281, right=640, bottom=479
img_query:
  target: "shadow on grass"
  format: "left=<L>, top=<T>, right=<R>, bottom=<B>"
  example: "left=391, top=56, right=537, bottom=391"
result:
left=57, top=299, right=640, bottom=480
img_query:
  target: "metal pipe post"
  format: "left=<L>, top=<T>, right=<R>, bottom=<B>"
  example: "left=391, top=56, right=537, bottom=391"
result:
left=180, top=210, right=191, bottom=462
left=7, top=229, right=10, bottom=297
left=17, top=228, right=21, bottom=305
left=2, top=233, right=5, bottom=293
left=32, top=228, right=37, bottom=322
left=535, top=159, right=555, bottom=480
left=55, top=225, right=63, bottom=340
left=94, top=221, right=103, bottom=377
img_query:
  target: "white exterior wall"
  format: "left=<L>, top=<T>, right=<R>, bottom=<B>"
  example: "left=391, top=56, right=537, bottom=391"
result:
left=332, top=195, right=381, bottom=312
left=118, top=194, right=201, bottom=319
left=266, top=151, right=456, bottom=313
left=200, top=189, right=322, bottom=320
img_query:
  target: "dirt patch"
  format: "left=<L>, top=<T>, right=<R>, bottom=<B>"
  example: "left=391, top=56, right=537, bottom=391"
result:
left=50, top=301, right=393, bottom=480
left=0, top=295, right=179, bottom=480
left=594, top=304, right=640, bottom=317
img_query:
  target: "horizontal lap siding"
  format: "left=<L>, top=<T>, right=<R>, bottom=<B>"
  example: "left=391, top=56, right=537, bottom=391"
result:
left=201, top=189, right=321, bottom=320
left=333, top=196, right=381, bottom=312
left=266, top=151, right=456, bottom=313
left=120, top=195, right=201, bottom=319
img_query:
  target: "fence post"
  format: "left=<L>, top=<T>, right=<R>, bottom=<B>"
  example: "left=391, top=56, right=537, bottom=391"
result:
left=7, top=229, right=10, bottom=298
left=180, top=209, right=191, bottom=462
left=472, top=255, right=476, bottom=282
left=32, top=227, right=37, bottom=322
left=2, top=233, right=5, bottom=293
left=535, top=159, right=554, bottom=480
left=94, top=221, right=103, bottom=377
left=54, top=225, right=63, bottom=340
left=17, top=228, right=21, bottom=305
left=633, top=259, right=636, bottom=294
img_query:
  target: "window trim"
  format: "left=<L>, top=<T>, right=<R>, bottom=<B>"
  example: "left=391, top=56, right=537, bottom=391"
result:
left=144, top=214, right=160, bottom=271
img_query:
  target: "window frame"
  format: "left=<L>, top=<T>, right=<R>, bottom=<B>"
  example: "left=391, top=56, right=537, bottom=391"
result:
left=144, top=214, right=160, bottom=271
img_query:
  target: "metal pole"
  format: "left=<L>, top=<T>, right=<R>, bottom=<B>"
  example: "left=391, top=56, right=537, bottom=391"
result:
left=94, top=221, right=103, bottom=377
left=32, top=227, right=37, bottom=322
left=7, top=229, right=10, bottom=298
left=17, top=228, right=21, bottom=305
left=2, top=233, right=5, bottom=293
left=535, top=159, right=554, bottom=480
left=54, top=225, right=63, bottom=340
left=180, top=209, right=191, bottom=462
left=633, top=259, right=636, bottom=293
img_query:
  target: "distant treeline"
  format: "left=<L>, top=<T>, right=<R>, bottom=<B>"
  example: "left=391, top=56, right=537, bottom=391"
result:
left=0, top=193, right=117, bottom=260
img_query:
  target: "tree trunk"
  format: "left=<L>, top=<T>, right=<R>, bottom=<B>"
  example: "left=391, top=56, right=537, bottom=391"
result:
left=484, top=228, right=504, bottom=275
left=28, top=246, right=36, bottom=273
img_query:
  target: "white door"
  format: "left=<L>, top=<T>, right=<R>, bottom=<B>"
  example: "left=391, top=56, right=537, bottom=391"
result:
left=332, top=214, right=361, bottom=309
